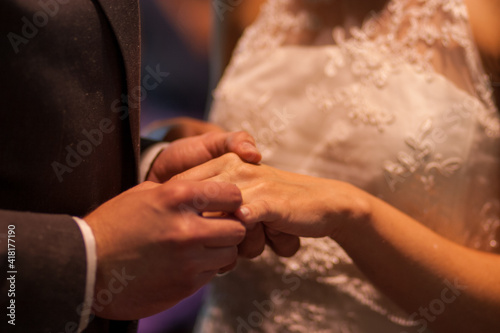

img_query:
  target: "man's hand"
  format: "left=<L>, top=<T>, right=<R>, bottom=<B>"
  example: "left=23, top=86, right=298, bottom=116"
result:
left=147, top=131, right=261, bottom=183
left=84, top=180, right=246, bottom=320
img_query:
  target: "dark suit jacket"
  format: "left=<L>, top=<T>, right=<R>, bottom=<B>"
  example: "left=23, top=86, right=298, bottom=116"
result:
left=0, top=1, right=142, bottom=331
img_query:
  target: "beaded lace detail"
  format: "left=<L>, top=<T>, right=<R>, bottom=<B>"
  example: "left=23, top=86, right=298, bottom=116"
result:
left=383, top=118, right=463, bottom=192
left=230, top=0, right=499, bottom=137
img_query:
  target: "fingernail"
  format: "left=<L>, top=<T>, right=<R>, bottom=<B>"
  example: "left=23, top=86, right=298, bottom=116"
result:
left=239, top=207, right=250, bottom=217
left=242, top=142, right=258, bottom=152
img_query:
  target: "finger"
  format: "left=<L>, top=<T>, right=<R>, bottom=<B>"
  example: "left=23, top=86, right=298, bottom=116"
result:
left=237, top=223, right=266, bottom=259
left=235, top=201, right=282, bottom=224
left=202, top=131, right=261, bottom=163
left=171, top=157, right=225, bottom=182
left=198, top=246, right=239, bottom=272
left=172, top=153, right=240, bottom=182
left=198, top=216, right=246, bottom=248
left=224, top=131, right=262, bottom=164
left=167, top=180, right=242, bottom=213
left=265, top=229, right=301, bottom=257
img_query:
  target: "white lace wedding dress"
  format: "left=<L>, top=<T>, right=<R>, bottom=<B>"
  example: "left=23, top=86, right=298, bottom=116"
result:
left=196, top=0, right=500, bottom=332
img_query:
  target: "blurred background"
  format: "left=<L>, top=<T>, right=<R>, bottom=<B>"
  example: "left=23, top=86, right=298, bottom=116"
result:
left=139, top=0, right=211, bottom=131
left=138, top=1, right=263, bottom=332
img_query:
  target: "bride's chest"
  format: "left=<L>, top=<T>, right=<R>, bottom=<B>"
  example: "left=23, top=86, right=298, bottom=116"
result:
left=213, top=47, right=499, bottom=168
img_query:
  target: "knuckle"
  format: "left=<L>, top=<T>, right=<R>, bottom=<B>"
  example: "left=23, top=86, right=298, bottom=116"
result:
left=261, top=199, right=272, bottom=214
left=161, top=218, right=201, bottom=249
left=202, top=131, right=219, bottom=142
left=252, top=179, right=272, bottom=194
left=225, top=184, right=243, bottom=203
left=235, top=130, right=254, bottom=142
left=138, top=180, right=155, bottom=189
left=224, top=152, right=241, bottom=161
left=223, top=152, right=241, bottom=163
left=237, top=162, right=256, bottom=178
left=164, top=182, right=193, bottom=205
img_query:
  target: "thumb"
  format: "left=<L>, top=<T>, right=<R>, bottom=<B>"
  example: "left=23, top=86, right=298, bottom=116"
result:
left=226, top=131, right=262, bottom=164
left=203, top=131, right=261, bottom=164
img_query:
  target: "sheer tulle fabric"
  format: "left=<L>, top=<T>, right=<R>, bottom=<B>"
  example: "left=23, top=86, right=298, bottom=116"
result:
left=196, top=0, right=500, bottom=332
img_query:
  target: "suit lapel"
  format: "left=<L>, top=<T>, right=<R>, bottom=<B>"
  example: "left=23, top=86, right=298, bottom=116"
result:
left=95, top=0, right=141, bottom=165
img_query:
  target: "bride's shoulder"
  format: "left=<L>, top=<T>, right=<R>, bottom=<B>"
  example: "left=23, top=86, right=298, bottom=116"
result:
left=465, top=0, right=500, bottom=105
left=465, top=0, right=500, bottom=61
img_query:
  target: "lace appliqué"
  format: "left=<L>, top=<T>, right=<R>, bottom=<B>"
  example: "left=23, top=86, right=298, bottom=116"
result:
left=268, top=238, right=419, bottom=330
left=234, top=0, right=499, bottom=138
left=306, top=83, right=395, bottom=132
left=384, top=119, right=463, bottom=192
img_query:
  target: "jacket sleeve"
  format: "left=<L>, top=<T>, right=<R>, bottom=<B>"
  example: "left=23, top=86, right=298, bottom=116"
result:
left=0, top=209, right=87, bottom=333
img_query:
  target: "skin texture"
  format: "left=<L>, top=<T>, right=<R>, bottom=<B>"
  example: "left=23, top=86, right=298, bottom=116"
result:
left=158, top=1, right=500, bottom=330
left=148, top=130, right=301, bottom=259
left=85, top=180, right=245, bottom=320
left=175, top=153, right=500, bottom=333
left=465, top=0, right=500, bottom=60
left=84, top=131, right=299, bottom=320
left=147, top=130, right=261, bottom=183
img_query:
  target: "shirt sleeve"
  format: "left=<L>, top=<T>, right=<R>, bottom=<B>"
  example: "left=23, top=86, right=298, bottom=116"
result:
left=139, top=142, right=170, bottom=182
left=73, top=217, right=97, bottom=333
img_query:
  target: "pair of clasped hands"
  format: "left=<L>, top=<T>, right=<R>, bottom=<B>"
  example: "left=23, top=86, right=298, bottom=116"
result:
left=85, top=130, right=358, bottom=320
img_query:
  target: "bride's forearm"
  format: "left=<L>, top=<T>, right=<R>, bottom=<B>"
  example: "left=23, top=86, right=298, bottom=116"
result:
left=334, top=192, right=500, bottom=333
left=174, top=154, right=500, bottom=331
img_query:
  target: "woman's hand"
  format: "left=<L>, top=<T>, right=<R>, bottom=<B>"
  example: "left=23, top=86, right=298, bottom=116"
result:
left=174, top=153, right=372, bottom=240
left=175, top=154, right=500, bottom=333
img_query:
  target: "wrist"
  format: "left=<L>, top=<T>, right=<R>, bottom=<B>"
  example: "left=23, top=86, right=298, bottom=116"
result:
left=327, top=183, right=373, bottom=242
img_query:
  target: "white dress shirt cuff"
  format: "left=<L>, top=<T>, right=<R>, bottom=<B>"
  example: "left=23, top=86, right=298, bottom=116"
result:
left=73, top=217, right=97, bottom=333
left=139, top=142, right=170, bottom=182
